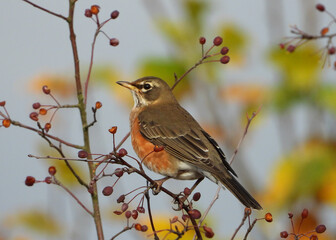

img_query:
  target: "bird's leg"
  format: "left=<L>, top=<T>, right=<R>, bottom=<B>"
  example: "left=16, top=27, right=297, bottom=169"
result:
left=151, top=176, right=171, bottom=195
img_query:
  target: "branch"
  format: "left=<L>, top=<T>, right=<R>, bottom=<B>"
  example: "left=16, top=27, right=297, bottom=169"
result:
left=145, top=189, right=160, bottom=240
left=110, top=225, right=133, bottom=240
left=231, top=211, right=249, bottom=240
left=22, top=0, right=67, bottom=21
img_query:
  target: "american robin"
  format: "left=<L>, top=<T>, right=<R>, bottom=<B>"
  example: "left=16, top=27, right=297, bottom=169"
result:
left=117, top=77, right=262, bottom=210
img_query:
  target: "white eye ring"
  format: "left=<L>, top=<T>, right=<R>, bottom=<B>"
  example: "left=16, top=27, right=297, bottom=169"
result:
left=143, top=83, right=152, bottom=91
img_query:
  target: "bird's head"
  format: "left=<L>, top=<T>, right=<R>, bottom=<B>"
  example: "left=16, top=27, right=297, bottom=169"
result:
left=117, top=77, right=177, bottom=107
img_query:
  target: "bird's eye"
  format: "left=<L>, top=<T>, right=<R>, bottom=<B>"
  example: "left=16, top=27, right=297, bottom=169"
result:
left=143, top=83, right=152, bottom=90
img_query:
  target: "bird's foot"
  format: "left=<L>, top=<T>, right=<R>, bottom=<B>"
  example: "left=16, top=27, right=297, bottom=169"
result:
left=151, top=177, right=170, bottom=195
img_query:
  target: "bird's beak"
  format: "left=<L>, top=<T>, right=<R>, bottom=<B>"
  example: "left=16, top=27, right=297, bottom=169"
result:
left=116, top=81, right=138, bottom=92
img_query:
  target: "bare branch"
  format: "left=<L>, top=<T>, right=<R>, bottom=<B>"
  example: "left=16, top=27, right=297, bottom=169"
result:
left=22, top=0, right=67, bottom=21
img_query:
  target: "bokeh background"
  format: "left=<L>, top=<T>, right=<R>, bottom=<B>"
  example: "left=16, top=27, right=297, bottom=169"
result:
left=1, top=0, right=336, bottom=239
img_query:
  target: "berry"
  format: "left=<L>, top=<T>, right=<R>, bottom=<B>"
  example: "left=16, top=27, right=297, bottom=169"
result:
left=316, top=4, right=325, bottom=12
left=213, top=36, right=223, bottom=46
left=117, top=194, right=125, bottom=203
left=90, top=5, right=100, bottom=15
left=125, top=210, right=131, bottom=219
left=102, top=186, right=113, bottom=196
left=84, top=9, right=93, bottom=18
left=199, top=37, right=206, bottom=45
left=109, top=38, right=119, bottom=47
left=288, top=213, right=293, bottom=218
left=265, top=212, right=273, bottom=222
left=48, top=166, right=56, bottom=176
left=29, top=112, right=39, bottom=121
left=95, top=101, right=102, bottom=109
left=310, top=235, right=318, bottom=240
left=171, top=216, right=178, bottom=223
left=328, top=47, right=335, bottom=55
left=113, top=210, right=122, bottom=215
left=192, top=192, right=201, bottom=201
left=280, top=231, right=288, bottom=238
left=111, top=10, right=119, bottom=19
left=32, top=102, right=41, bottom=109
left=182, top=214, right=189, bottom=222
left=188, top=209, right=201, bottom=219
left=45, top=176, right=52, bottom=184
left=39, top=108, right=47, bottom=115
left=121, top=203, right=128, bottom=212
left=203, top=226, right=214, bottom=238
left=44, top=123, right=51, bottom=132
left=315, top=224, right=326, bottom=233
left=2, top=119, right=11, bottom=128
left=183, top=187, right=191, bottom=196
left=245, top=207, right=252, bottom=216
left=137, top=206, right=145, bottom=213
left=131, top=210, right=138, bottom=219
left=134, top=223, right=142, bottom=231
left=115, top=168, right=124, bottom=177
left=153, top=145, right=164, bottom=152
left=78, top=150, right=88, bottom=158
left=220, top=47, right=229, bottom=55
left=301, top=208, right=308, bottom=219
left=287, top=45, right=296, bottom=53
left=220, top=56, right=230, bottom=64
left=0, top=101, right=5, bottom=106
left=141, top=225, right=148, bottom=232
left=118, top=148, right=127, bottom=157
left=42, top=85, right=50, bottom=94
left=321, top=27, right=329, bottom=36
left=109, top=126, right=117, bottom=134
left=25, top=176, right=35, bottom=186
left=279, top=43, right=285, bottom=49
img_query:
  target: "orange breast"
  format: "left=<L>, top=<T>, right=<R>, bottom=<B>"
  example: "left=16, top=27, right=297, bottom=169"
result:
left=130, top=111, right=178, bottom=177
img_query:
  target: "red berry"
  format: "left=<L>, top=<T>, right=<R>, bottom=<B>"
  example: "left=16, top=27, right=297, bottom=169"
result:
left=134, top=223, right=142, bottom=231
left=245, top=207, right=252, bottom=216
left=315, top=224, right=326, bottom=234
left=48, top=166, right=56, bottom=176
left=213, top=36, right=223, bottom=46
left=288, top=213, right=293, bottom=218
left=78, top=150, right=88, bottom=158
left=220, top=56, right=230, bottom=64
left=102, top=186, right=113, bottom=196
left=141, top=225, right=148, bottom=232
left=90, top=5, right=100, bottom=15
left=131, top=210, right=138, bottom=220
left=84, top=9, right=92, bottom=17
left=45, top=176, right=52, bottom=184
left=171, top=216, right=178, bottom=223
left=113, top=211, right=122, bottom=215
left=265, top=212, right=273, bottom=222
left=192, top=192, right=201, bottom=201
left=29, top=112, right=39, bottom=121
left=95, top=101, right=102, bottom=109
left=287, top=45, right=296, bottom=53
left=199, top=37, right=206, bottom=45
left=125, top=210, right=131, bottom=219
left=154, top=145, right=164, bottom=152
left=0, top=101, right=5, bottom=107
left=42, top=85, right=50, bottom=94
left=301, top=208, right=308, bottom=219
left=2, top=119, right=11, bottom=128
left=121, top=203, right=128, bottom=212
left=111, top=10, right=119, bottom=19
left=321, top=27, right=329, bottom=36
left=182, top=214, right=189, bottom=222
left=220, top=47, right=229, bottom=55
left=32, top=102, right=41, bottom=109
left=280, top=231, right=288, bottom=238
left=316, top=4, right=325, bottom=12
left=328, top=47, right=335, bottom=55
left=310, top=234, right=318, bottom=240
left=183, top=187, right=191, bottom=196
left=39, top=108, right=47, bottom=115
left=279, top=43, right=285, bottom=49
left=25, top=176, right=35, bottom=186
left=203, top=226, right=214, bottom=238
left=118, top=148, right=127, bottom=157
left=109, top=126, right=118, bottom=134
left=137, top=206, right=145, bottom=213
left=115, top=168, right=124, bottom=177
left=188, top=209, right=201, bottom=219
left=44, top=123, right=51, bottom=132
left=110, top=38, right=119, bottom=47
left=117, top=194, right=125, bottom=203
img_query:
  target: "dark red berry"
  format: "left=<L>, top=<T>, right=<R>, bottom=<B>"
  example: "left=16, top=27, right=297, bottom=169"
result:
left=310, top=234, right=318, bottom=240
left=184, top=187, right=191, bottom=196
left=45, top=176, right=52, bottom=184
left=111, top=10, right=119, bottom=19
left=288, top=213, right=293, bottom=218
left=328, top=47, right=335, bottom=55
left=113, top=210, right=122, bottom=215
left=287, top=45, right=296, bottom=53
left=280, top=231, right=288, bottom=238
left=220, top=47, right=229, bottom=55
left=188, top=209, right=201, bottom=219
left=42, top=85, right=50, bottom=94
left=203, top=226, right=214, bottom=238
left=131, top=210, right=138, bottom=220
left=154, top=145, right=164, bottom=152
left=0, top=101, right=5, bottom=107
left=102, top=186, right=113, bottom=196
left=121, top=203, right=128, bottom=212
left=279, top=43, right=285, bottom=49
left=110, top=38, right=119, bottom=47
left=213, top=36, right=223, bottom=46
left=301, top=208, right=308, bottom=219
left=118, top=148, right=127, bottom=157
left=192, top=192, right=201, bottom=201
left=78, top=150, right=88, bottom=159
left=141, top=225, right=148, bottom=232
left=315, top=224, right=326, bottom=234
left=32, top=102, right=41, bottom=109
left=29, top=112, right=39, bottom=121
left=84, top=9, right=93, bottom=17
left=115, top=168, right=124, bottom=177
left=199, top=37, right=206, bottom=45
left=182, top=214, right=189, bottom=222
left=25, top=176, right=35, bottom=186
left=44, top=123, right=51, bottom=132
left=48, top=166, right=56, bottom=176
left=316, top=4, right=325, bottom=12
left=125, top=210, right=131, bottom=219
left=117, top=194, right=125, bottom=203
left=220, top=56, right=230, bottom=64
left=137, top=206, right=145, bottom=213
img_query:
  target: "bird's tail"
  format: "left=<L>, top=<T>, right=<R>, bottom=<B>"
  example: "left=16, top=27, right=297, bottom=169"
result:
left=217, top=174, right=262, bottom=210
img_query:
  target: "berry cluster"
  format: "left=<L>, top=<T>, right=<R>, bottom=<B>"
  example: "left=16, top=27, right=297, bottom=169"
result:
left=280, top=209, right=327, bottom=239
left=280, top=3, right=336, bottom=68
left=198, top=36, right=230, bottom=65
left=84, top=5, right=120, bottom=47
left=25, top=166, right=57, bottom=187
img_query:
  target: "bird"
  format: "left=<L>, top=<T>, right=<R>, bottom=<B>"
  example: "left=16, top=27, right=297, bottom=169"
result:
left=117, top=76, right=262, bottom=210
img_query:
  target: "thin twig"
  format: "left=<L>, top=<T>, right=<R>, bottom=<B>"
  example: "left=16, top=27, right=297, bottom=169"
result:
left=145, top=188, right=160, bottom=240
left=231, top=211, right=249, bottom=240
left=110, top=225, right=133, bottom=240
left=115, top=132, right=131, bottom=150
left=22, top=0, right=67, bottom=21
left=243, top=218, right=258, bottom=240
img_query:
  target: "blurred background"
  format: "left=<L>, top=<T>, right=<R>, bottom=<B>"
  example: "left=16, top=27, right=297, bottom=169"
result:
left=1, top=0, right=336, bottom=239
